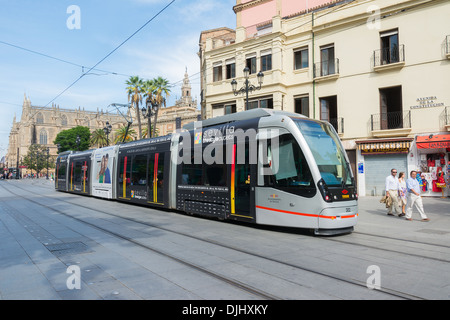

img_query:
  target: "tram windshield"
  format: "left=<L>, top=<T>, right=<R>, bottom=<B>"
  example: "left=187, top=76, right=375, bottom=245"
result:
left=294, top=119, right=353, bottom=187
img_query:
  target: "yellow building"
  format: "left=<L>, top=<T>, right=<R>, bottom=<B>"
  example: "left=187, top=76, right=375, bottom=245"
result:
left=199, top=0, right=450, bottom=196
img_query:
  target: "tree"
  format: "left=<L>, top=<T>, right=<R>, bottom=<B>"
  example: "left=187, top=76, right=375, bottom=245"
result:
left=54, top=126, right=91, bottom=153
left=22, top=144, right=55, bottom=176
left=114, top=125, right=136, bottom=144
left=126, top=76, right=144, bottom=140
left=142, top=125, right=159, bottom=138
left=90, top=129, right=108, bottom=148
left=150, top=76, right=171, bottom=138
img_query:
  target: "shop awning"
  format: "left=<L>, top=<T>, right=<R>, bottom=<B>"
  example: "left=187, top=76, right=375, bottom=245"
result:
left=416, top=134, right=450, bottom=149
left=356, top=138, right=413, bottom=154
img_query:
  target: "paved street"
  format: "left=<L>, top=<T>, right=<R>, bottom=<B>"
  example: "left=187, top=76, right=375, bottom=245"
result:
left=0, top=178, right=449, bottom=301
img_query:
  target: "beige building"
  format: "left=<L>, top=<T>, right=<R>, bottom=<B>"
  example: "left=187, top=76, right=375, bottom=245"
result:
left=199, top=0, right=450, bottom=196
left=6, top=95, right=127, bottom=175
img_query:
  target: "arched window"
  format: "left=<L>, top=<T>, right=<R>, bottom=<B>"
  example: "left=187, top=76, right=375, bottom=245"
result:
left=36, top=112, right=44, bottom=124
left=61, top=114, right=68, bottom=126
left=39, top=129, right=48, bottom=145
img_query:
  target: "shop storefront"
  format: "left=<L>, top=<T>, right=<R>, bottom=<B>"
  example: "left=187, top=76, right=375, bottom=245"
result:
left=356, top=138, right=413, bottom=196
left=410, top=133, right=450, bottom=198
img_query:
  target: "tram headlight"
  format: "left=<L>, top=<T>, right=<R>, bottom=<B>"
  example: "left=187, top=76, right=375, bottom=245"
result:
left=317, top=178, right=332, bottom=203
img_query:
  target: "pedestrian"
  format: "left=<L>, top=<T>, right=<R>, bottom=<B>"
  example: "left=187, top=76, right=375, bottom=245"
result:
left=405, top=170, right=429, bottom=222
left=398, top=172, right=407, bottom=216
left=385, top=168, right=400, bottom=216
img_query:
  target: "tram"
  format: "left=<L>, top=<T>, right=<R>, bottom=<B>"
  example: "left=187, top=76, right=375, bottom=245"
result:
left=55, top=109, right=358, bottom=235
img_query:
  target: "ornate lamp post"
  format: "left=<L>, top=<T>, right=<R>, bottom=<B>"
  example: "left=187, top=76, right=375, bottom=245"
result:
left=103, top=121, right=112, bottom=146
left=46, top=147, right=49, bottom=180
left=142, top=101, right=159, bottom=138
left=231, top=67, right=264, bottom=110
left=76, top=135, right=81, bottom=151
left=36, top=151, right=40, bottom=179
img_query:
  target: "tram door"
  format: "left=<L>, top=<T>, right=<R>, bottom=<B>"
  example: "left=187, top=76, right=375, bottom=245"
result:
left=69, top=160, right=89, bottom=193
left=118, top=156, right=132, bottom=199
left=148, top=152, right=165, bottom=205
left=231, top=143, right=255, bottom=220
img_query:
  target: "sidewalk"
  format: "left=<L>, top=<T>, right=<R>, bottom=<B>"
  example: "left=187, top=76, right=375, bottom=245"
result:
left=355, top=195, right=450, bottom=243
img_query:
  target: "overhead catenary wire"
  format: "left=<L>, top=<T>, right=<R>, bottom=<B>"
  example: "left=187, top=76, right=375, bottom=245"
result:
left=0, top=40, right=132, bottom=78
left=43, top=0, right=176, bottom=108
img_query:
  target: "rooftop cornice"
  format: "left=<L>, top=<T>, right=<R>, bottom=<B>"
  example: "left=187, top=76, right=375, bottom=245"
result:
left=233, top=0, right=272, bottom=13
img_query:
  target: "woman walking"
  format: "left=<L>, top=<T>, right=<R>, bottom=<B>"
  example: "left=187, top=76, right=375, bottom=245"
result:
left=398, top=172, right=407, bottom=216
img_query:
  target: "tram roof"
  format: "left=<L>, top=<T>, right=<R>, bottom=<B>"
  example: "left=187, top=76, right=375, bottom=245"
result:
left=183, top=108, right=304, bottom=131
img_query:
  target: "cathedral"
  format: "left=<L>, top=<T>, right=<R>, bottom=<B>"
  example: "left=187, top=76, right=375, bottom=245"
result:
left=6, top=95, right=127, bottom=175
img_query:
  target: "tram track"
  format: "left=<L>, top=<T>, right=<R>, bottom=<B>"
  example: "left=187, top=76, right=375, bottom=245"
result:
left=1, top=181, right=432, bottom=300
left=0, top=182, right=278, bottom=300
left=322, top=232, right=450, bottom=264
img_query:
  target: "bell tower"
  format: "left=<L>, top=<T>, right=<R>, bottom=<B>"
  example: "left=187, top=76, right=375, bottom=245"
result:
left=175, top=68, right=197, bottom=108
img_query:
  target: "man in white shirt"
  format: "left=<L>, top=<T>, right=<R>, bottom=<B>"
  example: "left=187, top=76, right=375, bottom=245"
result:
left=385, top=168, right=400, bottom=216
left=405, top=170, right=429, bottom=221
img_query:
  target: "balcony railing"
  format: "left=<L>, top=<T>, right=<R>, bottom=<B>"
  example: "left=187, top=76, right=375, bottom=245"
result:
left=314, top=59, right=339, bottom=78
left=371, top=111, right=411, bottom=131
left=329, top=117, right=344, bottom=135
left=446, top=36, right=450, bottom=56
left=443, top=106, right=450, bottom=126
left=373, top=45, right=405, bottom=67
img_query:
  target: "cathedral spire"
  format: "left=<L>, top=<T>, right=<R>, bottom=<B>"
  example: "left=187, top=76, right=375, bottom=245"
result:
left=175, top=68, right=197, bottom=108
left=182, top=68, right=191, bottom=98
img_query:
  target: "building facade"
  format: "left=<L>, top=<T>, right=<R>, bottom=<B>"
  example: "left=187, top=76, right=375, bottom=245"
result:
left=6, top=95, right=127, bottom=176
left=154, top=69, right=201, bottom=136
left=199, top=0, right=450, bottom=197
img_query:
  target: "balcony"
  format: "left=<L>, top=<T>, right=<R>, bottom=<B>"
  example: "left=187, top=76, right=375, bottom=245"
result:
left=373, top=45, right=405, bottom=72
left=446, top=36, right=450, bottom=59
left=313, top=59, right=339, bottom=81
left=370, top=111, right=412, bottom=138
left=329, top=117, right=344, bottom=136
left=443, top=106, right=450, bottom=132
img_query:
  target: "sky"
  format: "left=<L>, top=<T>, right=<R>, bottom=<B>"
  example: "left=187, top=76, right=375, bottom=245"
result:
left=0, top=0, right=237, bottom=158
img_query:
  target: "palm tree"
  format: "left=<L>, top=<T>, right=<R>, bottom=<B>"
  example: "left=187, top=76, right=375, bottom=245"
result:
left=125, top=76, right=144, bottom=140
left=90, top=129, right=108, bottom=148
left=151, top=76, right=171, bottom=138
left=142, top=125, right=159, bottom=138
left=114, top=125, right=136, bottom=144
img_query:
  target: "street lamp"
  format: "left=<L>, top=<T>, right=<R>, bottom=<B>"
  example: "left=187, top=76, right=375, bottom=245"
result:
left=76, top=135, right=81, bottom=151
left=36, top=151, right=40, bottom=179
left=46, top=147, right=49, bottom=180
left=231, top=67, right=264, bottom=111
left=142, top=101, right=159, bottom=138
left=103, top=121, right=112, bottom=146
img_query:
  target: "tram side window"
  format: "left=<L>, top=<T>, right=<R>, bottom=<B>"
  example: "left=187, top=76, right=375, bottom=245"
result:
left=74, top=161, right=82, bottom=183
left=204, top=146, right=227, bottom=187
left=58, top=164, right=66, bottom=179
left=132, top=154, right=147, bottom=185
left=119, top=156, right=132, bottom=186
left=181, top=152, right=203, bottom=185
left=262, top=134, right=314, bottom=196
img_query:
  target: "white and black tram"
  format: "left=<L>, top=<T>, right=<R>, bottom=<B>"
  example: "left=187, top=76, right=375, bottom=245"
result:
left=55, top=109, right=358, bottom=235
